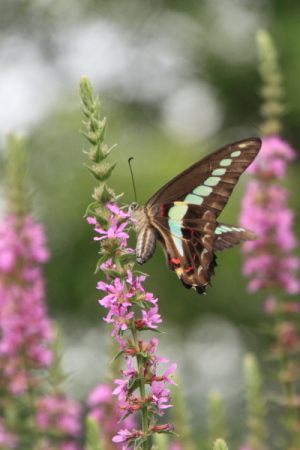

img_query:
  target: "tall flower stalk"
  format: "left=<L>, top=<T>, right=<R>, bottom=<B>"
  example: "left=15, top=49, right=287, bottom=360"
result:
left=239, top=31, right=300, bottom=449
left=80, top=77, right=177, bottom=449
left=0, top=135, right=82, bottom=449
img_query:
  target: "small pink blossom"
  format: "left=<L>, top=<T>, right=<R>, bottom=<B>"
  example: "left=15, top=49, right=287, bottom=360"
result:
left=151, top=363, right=178, bottom=385
left=113, top=378, right=130, bottom=401
left=98, top=278, right=133, bottom=308
left=104, top=304, right=135, bottom=336
left=112, top=428, right=146, bottom=444
left=151, top=381, right=173, bottom=413
left=107, top=203, right=131, bottom=219
left=140, top=306, right=162, bottom=328
left=122, top=359, right=138, bottom=379
left=94, top=220, right=129, bottom=241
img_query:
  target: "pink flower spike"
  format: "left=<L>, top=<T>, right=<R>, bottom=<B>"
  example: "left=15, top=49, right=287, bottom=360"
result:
left=87, top=197, right=177, bottom=441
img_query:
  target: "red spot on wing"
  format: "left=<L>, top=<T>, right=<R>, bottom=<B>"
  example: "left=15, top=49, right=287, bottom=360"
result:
left=170, top=257, right=180, bottom=265
left=185, top=266, right=194, bottom=273
left=159, top=204, right=166, bottom=217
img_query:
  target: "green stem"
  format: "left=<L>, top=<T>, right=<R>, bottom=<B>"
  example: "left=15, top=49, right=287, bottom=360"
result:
left=131, top=326, right=149, bottom=450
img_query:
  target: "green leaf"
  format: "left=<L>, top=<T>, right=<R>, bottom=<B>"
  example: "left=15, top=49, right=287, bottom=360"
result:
left=84, top=163, right=103, bottom=181
left=84, top=161, right=118, bottom=182
left=98, top=161, right=118, bottom=181
left=111, top=350, right=125, bottom=362
left=119, top=411, right=133, bottom=423
left=98, top=118, right=107, bottom=142
left=94, top=254, right=111, bottom=273
left=136, top=326, right=164, bottom=334
left=85, top=416, right=104, bottom=450
left=156, top=430, right=177, bottom=436
left=80, top=129, right=98, bottom=145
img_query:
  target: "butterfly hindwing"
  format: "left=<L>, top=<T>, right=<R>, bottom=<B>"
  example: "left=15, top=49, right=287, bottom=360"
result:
left=130, top=137, right=261, bottom=294
left=213, top=222, right=259, bottom=252
left=150, top=203, right=218, bottom=293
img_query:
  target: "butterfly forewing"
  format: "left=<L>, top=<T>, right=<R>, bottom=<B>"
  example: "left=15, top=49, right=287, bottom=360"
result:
left=131, top=137, right=261, bottom=294
left=147, top=138, right=261, bottom=216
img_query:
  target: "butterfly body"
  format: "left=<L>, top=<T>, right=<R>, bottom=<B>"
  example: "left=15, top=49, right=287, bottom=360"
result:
left=130, top=137, right=261, bottom=294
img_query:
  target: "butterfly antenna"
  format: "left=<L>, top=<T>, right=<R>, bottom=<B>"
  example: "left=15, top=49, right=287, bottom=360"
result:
left=128, top=157, right=137, bottom=202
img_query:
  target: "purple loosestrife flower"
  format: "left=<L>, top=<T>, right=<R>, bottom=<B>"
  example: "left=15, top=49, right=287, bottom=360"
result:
left=0, top=215, right=53, bottom=394
left=240, top=133, right=300, bottom=447
left=0, top=213, right=83, bottom=447
left=112, top=428, right=147, bottom=444
left=80, top=82, right=177, bottom=448
left=88, top=201, right=177, bottom=447
left=239, top=135, right=300, bottom=295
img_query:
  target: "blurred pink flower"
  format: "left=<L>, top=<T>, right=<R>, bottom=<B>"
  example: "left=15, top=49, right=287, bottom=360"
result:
left=36, top=395, right=82, bottom=437
left=240, top=136, right=300, bottom=294
left=0, top=215, right=53, bottom=394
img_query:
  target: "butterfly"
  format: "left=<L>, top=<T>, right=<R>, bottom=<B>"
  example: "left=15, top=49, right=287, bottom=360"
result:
left=130, top=137, right=261, bottom=294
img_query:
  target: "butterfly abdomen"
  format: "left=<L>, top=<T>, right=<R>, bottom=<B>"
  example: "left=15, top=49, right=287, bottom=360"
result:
left=130, top=204, right=158, bottom=265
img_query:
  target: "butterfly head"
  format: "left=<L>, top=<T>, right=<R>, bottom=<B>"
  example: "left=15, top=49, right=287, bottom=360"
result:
left=129, top=202, right=138, bottom=212
left=129, top=202, right=149, bottom=234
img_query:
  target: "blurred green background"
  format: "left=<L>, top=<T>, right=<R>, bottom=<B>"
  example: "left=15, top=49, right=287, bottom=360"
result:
left=1, top=0, right=299, bottom=446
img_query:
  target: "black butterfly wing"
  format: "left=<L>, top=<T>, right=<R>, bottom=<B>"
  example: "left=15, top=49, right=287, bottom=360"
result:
left=146, top=137, right=261, bottom=218
left=149, top=205, right=218, bottom=293
left=149, top=204, right=258, bottom=293
left=143, top=137, right=261, bottom=293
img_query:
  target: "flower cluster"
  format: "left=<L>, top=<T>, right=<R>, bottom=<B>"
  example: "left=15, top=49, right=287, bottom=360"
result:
left=0, top=215, right=53, bottom=394
left=240, top=134, right=300, bottom=447
left=239, top=135, right=300, bottom=295
left=0, top=213, right=82, bottom=448
left=36, top=395, right=82, bottom=449
left=88, top=203, right=176, bottom=446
